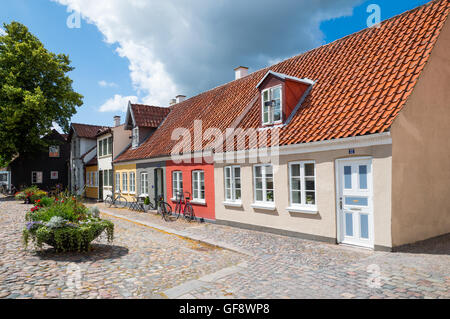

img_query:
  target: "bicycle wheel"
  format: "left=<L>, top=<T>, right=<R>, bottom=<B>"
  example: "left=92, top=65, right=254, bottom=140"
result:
left=105, top=196, right=113, bottom=208
left=174, top=201, right=182, bottom=220
left=159, top=202, right=173, bottom=222
left=116, top=195, right=128, bottom=209
left=183, top=203, right=195, bottom=222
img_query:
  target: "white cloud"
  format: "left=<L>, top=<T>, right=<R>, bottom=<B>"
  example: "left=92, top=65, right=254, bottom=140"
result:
left=0, top=27, right=5, bottom=36
left=99, top=94, right=138, bottom=112
left=54, top=0, right=361, bottom=108
left=98, top=80, right=118, bottom=88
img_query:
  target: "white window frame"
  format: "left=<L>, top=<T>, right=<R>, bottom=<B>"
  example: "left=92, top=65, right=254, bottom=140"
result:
left=31, top=171, right=43, bottom=184
left=98, top=139, right=103, bottom=157
left=261, top=85, right=282, bottom=125
left=224, top=166, right=241, bottom=204
left=129, top=172, right=136, bottom=194
left=192, top=170, right=205, bottom=203
left=172, top=171, right=183, bottom=200
left=122, top=172, right=128, bottom=193
left=115, top=173, right=120, bottom=192
left=287, top=161, right=317, bottom=214
left=132, top=127, right=139, bottom=148
left=252, top=164, right=275, bottom=209
left=140, top=172, right=148, bottom=196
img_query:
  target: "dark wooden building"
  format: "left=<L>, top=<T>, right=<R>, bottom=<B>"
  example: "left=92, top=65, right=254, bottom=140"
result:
left=8, top=130, right=70, bottom=191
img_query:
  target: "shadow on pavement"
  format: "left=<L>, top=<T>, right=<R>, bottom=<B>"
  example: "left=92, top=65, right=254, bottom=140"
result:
left=393, top=233, right=450, bottom=255
left=34, top=244, right=129, bottom=263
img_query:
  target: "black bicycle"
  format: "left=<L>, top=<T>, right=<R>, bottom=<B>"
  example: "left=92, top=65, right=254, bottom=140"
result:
left=105, top=190, right=128, bottom=209
left=150, top=194, right=173, bottom=222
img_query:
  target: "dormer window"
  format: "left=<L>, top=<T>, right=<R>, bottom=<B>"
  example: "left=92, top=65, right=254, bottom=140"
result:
left=132, top=127, right=139, bottom=148
left=262, top=86, right=282, bottom=125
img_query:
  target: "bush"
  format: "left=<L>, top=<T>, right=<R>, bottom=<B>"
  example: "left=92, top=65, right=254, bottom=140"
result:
left=23, top=194, right=114, bottom=252
left=15, top=186, right=48, bottom=204
left=38, top=197, right=54, bottom=208
left=144, top=196, right=150, bottom=205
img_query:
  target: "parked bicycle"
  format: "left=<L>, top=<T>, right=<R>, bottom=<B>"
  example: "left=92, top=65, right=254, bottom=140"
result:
left=155, top=195, right=173, bottom=222
left=105, top=190, right=128, bottom=209
left=174, top=191, right=195, bottom=222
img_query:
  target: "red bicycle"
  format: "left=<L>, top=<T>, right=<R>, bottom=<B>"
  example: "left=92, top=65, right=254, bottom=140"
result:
left=174, top=191, right=195, bottom=222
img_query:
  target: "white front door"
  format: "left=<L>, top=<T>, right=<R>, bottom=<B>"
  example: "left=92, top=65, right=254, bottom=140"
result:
left=336, top=158, right=374, bottom=248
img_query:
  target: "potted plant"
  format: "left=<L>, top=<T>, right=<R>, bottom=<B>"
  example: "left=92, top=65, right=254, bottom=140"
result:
left=306, top=195, right=314, bottom=205
left=143, top=196, right=151, bottom=212
left=22, top=195, right=114, bottom=252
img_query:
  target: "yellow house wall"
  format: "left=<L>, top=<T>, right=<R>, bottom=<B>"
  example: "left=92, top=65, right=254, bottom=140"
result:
left=85, top=165, right=98, bottom=199
left=114, top=163, right=137, bottom=201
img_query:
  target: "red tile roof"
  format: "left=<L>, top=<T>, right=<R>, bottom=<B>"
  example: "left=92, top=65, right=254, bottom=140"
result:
left=131, top=104, right=171, bottom=128
left=115, top=0, right=449, bottom=162
left=70, top=123, right=109, bottom=140
left=85, top=157, right=98, bottom=167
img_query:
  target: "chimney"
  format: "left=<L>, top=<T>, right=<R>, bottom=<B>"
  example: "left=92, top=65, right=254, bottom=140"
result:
left=114, top=116, right=121, bottom=127
left=169, top=99, right=177, bottom=106
left=234, top=66, right=249, bottom=80
left=176, top=95, right=186, bottom=103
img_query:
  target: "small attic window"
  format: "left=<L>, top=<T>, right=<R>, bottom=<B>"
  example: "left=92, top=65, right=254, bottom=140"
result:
left=262, top=85, right=282, bottom=125
left=132, top=127, right=139, bottom=148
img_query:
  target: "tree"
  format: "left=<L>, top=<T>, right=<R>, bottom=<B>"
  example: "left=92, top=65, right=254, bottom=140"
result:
left=0, top=21, right=83, bottom=165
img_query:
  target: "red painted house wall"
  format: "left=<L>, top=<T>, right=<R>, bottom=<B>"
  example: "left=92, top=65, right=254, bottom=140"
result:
left=166, top=159, right=215, bottom=221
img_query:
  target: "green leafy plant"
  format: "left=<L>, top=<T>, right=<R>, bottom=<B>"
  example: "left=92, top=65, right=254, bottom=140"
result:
left=23, top=194, right=114, bottom=252
left=144, top=196, right=150, bottom=205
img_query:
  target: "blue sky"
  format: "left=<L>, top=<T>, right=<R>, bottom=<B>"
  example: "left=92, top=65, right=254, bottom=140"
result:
left=1, top=0, right=431, bottom=130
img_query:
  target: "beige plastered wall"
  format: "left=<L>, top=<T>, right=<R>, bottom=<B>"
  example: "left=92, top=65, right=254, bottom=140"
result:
left=390, top=18, right=450, bottom=247
left=214, top=144, right=392, bottom=248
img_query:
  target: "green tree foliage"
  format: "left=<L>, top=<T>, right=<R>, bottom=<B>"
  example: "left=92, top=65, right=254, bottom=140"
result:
left=0, top=21, right=83, bottom=165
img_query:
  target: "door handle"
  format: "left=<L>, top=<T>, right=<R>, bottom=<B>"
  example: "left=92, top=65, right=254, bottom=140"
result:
left=339, top=197, right=343, bottom=210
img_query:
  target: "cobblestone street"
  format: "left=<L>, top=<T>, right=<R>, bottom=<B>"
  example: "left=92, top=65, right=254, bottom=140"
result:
left=1, top=198, right=449, bottom=299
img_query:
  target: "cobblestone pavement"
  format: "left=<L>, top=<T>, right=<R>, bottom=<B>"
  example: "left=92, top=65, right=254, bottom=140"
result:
left=1, top=198, right=449, bottom=299
left=0, top=198, right=245, bottom=299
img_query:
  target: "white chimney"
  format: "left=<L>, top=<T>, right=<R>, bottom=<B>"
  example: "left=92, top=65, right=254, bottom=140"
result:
left=176, top=95, right=186, bottom=103
left=114, top=116, right=121, bottom=127
left=170, top=99, right=177, bottom=106
left=234, top=66, right=249, bottom=80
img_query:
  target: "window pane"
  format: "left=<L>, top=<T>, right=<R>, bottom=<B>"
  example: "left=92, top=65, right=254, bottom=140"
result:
left=225, top=167, right=231, bottom=179
left=359, top=165, right=368, bottom=190
left=255, top=178, right=263, bottom=190
left=234, top=167, right=240, bottom=178
left=256, top=189, right=263, bottom=201
left=344, top=166, right=352, bottom=189
left=235, top=178, right=241, bottom=190
left=291, top=164, right=300, bottom=177
left=305, top=179, right=315, bottom=191
left=291, top=178, right=301, bottom=191
left=305, top=191, right=315, bottom=204
left=265, top=165, right=273, bottom=177
left=255, top=166, right=262, bottom=178
left=263, top=90, right=269, bottom=101
left=292, top=190, right=301, bottom=204
left=235, top=189, right=241, bottom=200
left=360, top=214, right=369, bottom=239
left=345, top=213, right=353, bottom=236
left=225, top=189, right=231, bottom=200
left=266, top=190, right=274, bottom=202
left=266, top=178, right=273, bottom=191
left=272, top=87, right=281, bottom=99
left=304, top=163, right=315, bottom=177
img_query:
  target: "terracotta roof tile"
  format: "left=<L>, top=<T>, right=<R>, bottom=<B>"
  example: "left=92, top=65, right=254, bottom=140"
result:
left=71, top=123, right=108, bottom=139
left=131, top=104, right=171, bottom=128
left=115, top=0, right=449, bottom=162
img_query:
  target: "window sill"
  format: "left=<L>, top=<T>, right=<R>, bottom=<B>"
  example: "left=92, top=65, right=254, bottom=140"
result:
left=223, top=201, right=243, bottom=208
left=190, top=200, right=206, bottom=206
left=251, top=203, right=276, bottom=211
left=286, top=206, right=318, bottom=214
